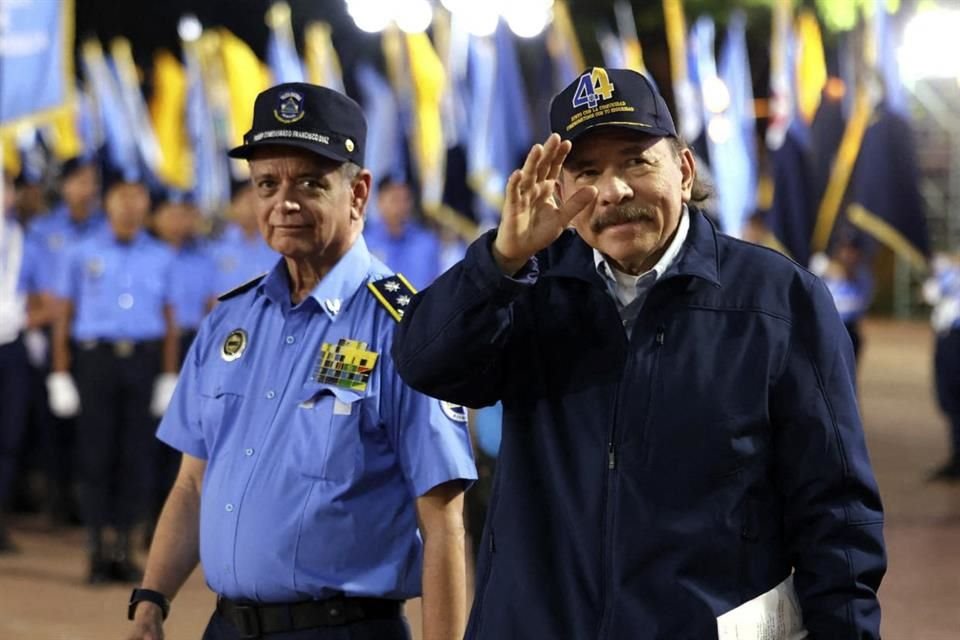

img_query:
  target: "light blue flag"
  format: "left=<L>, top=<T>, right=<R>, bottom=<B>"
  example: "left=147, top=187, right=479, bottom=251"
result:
left=0, top=0, right=71, bottom=126
left=873, top=0, right=906, bottom=115
left=355, top=63, right=407, bottom=225
left=266, top=3, right=305, bottom=83
left=81, top=41, right=140, bottom=178
left=185, top=43, right=230, bottom=216
left=716, top=11, right=758, bottom=238
left=467, top=24, right=533, bottom=229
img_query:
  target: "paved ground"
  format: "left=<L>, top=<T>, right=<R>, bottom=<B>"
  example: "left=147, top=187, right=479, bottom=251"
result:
left=0, top=318, right=958, bottom=638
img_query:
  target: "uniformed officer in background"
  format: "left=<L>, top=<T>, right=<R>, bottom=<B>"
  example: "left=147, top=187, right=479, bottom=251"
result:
left=48, top=172, right=179, bottom=584
left=126, top=83, right=476, bottom=640
left=363, top=176, right=443, bottom=289
left=19, top=156, right=106, bottom=525
left=210, top=180, right=280, bottom=293
left=148, top=195, right=218, bottom=543
left=0, top=169, right=29, bottom=552
left=924, top=252, right=960, bottom=480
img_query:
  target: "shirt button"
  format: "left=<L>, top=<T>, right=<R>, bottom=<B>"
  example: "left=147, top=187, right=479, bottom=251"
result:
left=244, top=448, right=254, bottom=457
left=266, top=390, right=276, bottom=399
left=285, top=335, right=295, bottom=344
left=225, top=503, right=234, bottom=512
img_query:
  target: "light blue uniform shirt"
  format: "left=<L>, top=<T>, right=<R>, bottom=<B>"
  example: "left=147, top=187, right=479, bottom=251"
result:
left=169, top=241, right=217, bottom=330
left=55, top=230, right=175, bottom=341
left=21, top=204, right=108, bottom=294
left=823, top=269, right=873, bottom=324
left=157, top=235, right=476, bottom=602
left=210, top=224, right=280, bottom=294
left=363, top=220, right=442, bottom=290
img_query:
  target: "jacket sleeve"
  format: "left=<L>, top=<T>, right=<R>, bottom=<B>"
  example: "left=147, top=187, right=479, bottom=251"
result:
left=392, top=230, right=536, bottom=408
left=770, top=275, right=885, bottom=638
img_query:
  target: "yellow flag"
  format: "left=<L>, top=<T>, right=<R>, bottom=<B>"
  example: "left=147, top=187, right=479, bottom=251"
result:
left=46, top=103, right=84, bottom=161
left=795, top=10, right=827, bottom=124
left=404, top=31, right=447, bottom=211
left=1, top=132, right=20, bottom=177
left=218, top=28, right=271, bottom=149
left=304, top=22, right=344, bottom=92
left=151, top=49, right=192, bottom=189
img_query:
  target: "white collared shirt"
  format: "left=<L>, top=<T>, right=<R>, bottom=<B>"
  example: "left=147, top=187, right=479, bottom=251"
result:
left=593, top=206, right=690, bottom=336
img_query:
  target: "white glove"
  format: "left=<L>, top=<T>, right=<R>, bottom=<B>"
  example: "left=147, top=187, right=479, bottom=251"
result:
left=150, top=373, right=179, bottom=418
left=808, top=252, right=830, bottom=277
left=46, top=372, right=80, bottom=418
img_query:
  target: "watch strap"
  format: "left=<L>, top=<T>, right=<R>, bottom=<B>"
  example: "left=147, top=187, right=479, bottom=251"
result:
left=128, top=587, right=170, bottom=621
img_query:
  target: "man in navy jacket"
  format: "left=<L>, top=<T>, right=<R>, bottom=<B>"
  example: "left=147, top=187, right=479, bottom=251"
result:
left=392, top=67, right=885, bottom=639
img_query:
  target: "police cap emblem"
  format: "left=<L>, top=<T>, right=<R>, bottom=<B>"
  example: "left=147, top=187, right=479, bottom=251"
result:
left=274, top=91, right=305, bottom=124
left=221, top=329, right=248, bottom=361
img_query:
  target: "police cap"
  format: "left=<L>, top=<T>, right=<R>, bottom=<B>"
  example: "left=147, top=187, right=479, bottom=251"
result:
left=228, top=82, right=366, bottom=167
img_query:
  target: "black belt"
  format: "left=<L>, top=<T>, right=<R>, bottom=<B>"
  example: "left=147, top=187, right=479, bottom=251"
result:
left=217, top=595, right=403, bottom=638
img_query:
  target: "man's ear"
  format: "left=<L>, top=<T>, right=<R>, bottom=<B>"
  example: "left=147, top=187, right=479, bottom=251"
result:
left=679, top=147, right=696, bottom=203
left=351, top=170, right=373, bottom=220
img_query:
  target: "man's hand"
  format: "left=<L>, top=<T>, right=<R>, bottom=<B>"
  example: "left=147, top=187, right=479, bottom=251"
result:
left=492, top=133, right=598, bottom=275
left=125, top=602, right=164, bottom=640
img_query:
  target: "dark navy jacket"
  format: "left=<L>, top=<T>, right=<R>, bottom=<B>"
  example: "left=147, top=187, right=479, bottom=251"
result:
left=393, top=209, right=885, bottom=639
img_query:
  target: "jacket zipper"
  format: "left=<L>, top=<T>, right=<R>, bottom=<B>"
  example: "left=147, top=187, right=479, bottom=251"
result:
left=597, top=324, right=666, bottom=639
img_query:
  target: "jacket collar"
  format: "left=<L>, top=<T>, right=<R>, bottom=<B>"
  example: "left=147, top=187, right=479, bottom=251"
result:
left=543, top=206, right=721, bottom=288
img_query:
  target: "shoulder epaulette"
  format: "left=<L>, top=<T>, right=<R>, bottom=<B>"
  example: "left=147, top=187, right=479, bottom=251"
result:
left=367, top=273, right=418, bottom=322
left=217, top=273, right=267, bottom=302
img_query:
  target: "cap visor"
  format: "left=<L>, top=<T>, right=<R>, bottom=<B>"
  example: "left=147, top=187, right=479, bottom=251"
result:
left=563, top=121, right=675, bottom=142
left=228, top=139, right=350, bottom=164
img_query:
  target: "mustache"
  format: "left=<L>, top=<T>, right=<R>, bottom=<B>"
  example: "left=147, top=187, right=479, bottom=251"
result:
left=590, top=205, right=656, bottom=234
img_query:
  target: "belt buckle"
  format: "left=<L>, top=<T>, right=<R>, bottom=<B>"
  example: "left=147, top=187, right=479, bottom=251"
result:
left=325, top=597, right=347, bottom=625
left=231, top=605, right=261, bottom=639
left=113, top=340, right=134, bottom=358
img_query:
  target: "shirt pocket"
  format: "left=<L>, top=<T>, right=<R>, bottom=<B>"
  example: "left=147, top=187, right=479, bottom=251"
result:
left=198, top=371, right=247, bottom=447
left=296, top=381, right=365, bottom=482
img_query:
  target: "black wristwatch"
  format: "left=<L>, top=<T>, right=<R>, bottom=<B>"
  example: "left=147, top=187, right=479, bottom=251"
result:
left=128, top=588, right=170, bottom=621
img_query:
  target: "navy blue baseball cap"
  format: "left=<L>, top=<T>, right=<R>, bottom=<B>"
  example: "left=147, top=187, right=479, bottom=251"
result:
left=228, top=82, right=367, bottom=167
left=550, top=67, right=677, bottom=142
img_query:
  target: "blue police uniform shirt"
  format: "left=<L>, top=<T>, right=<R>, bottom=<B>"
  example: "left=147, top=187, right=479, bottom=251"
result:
left=363, top=220, right=442, bottom=289
left=54, top=229, right=175, bottom=341
left=823, top=269, right=873, bottom=324
left=210, top=224, right=280, bottom=294
left=169, top=241, right=217, bottom=331
left=21, top=203, right=108, bottom=295
left=157, top=235, right=476, bottom=602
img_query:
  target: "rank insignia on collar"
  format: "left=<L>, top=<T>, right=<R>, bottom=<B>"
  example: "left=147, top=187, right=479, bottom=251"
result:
left=367, top=274, right=417, bottom=322
left=221, top=329, right=248, bottom=361
left=313, top=338, right=378, bottom=392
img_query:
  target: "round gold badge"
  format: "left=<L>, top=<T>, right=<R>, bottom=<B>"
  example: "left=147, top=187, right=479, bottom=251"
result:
left=221, top=329, right=248, bottom=362
left=345, top=138, right=355, bottom=153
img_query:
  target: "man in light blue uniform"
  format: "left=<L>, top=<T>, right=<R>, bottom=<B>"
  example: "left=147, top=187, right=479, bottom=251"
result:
left=149, top=195, right=218, bottom=542
left=363, top=176, right=443, bottom=289
left=127, top=83, right=476, bottom=640
left=49, top=174, right=179, bottom=584
left=19, top=157, right=106, bottom=525
left=210, top=182, right=280, bottom=294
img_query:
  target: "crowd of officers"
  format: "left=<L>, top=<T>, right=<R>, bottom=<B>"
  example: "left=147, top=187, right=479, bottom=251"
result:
left=0, top=156, right=457, bottom=584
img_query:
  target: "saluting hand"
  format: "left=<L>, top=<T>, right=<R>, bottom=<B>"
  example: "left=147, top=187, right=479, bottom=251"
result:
left=492, top=133, right=598, bottom=275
